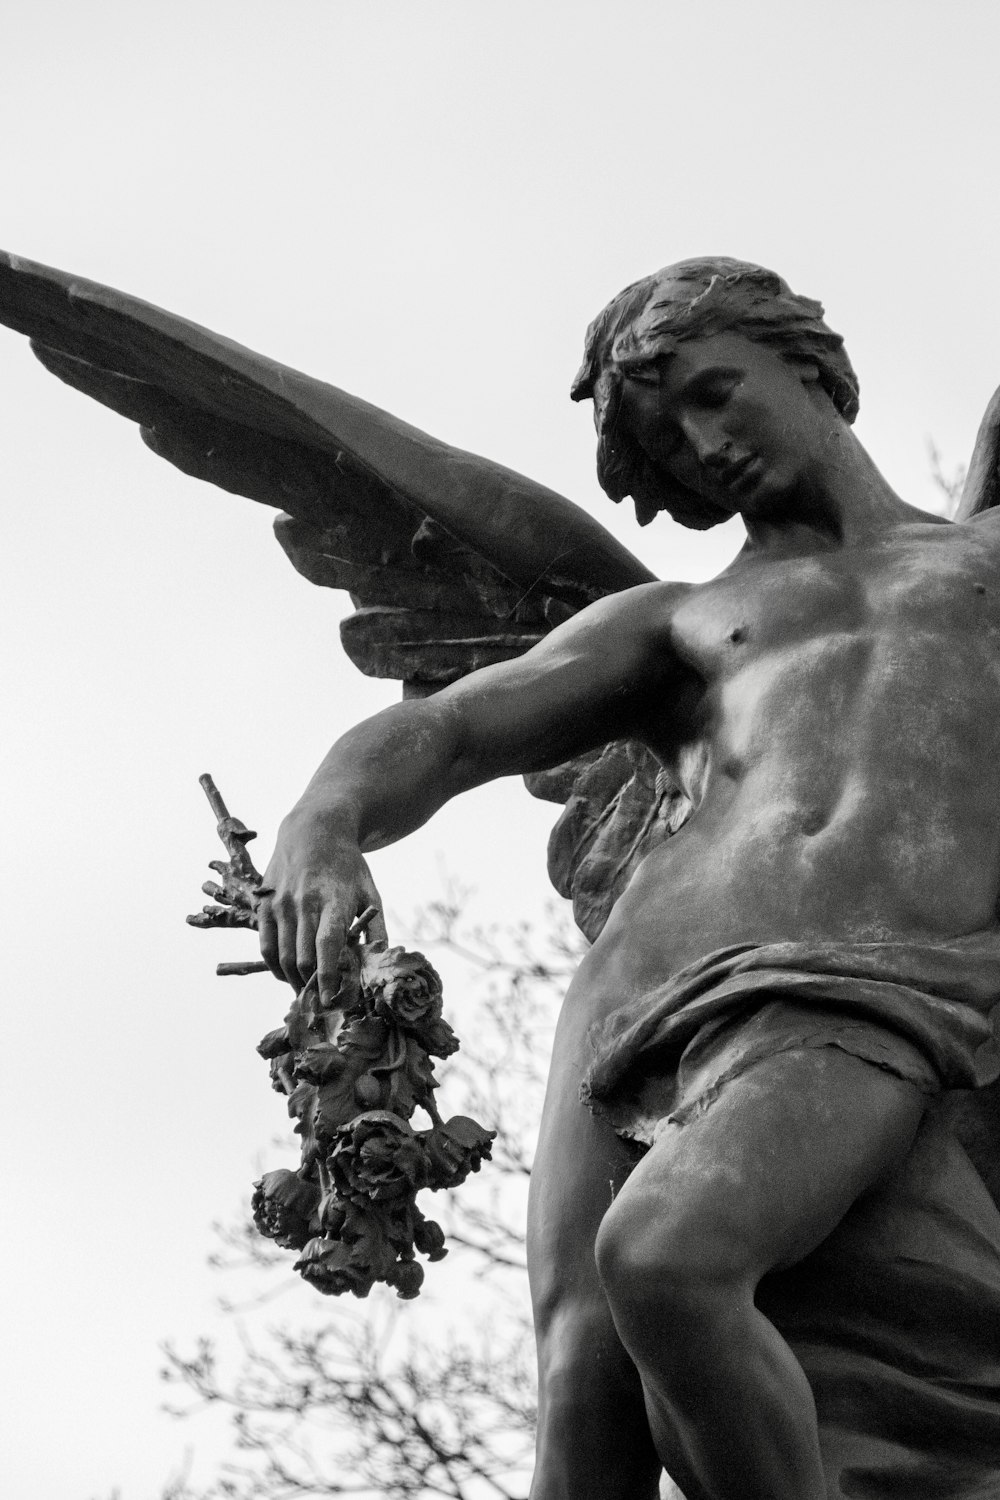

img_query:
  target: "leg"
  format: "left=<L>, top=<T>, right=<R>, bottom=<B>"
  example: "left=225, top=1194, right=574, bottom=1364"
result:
left=528, top=1031, right=662, bottom=1500
left=594, top=1047, right=927, bottom=1500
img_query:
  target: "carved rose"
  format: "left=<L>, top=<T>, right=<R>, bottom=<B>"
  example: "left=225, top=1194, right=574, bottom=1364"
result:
left=243, top=915, right=495, bottom=1297
left=363, top=947, right=444, bottom=1029
left=423, top=1115, right=496, bottom=1189
left=294, top=1236, right=369, bottom=1297
left=252, top=1169, right=320, bottom=1249
left=331, top=1111, right=429, bottom=1203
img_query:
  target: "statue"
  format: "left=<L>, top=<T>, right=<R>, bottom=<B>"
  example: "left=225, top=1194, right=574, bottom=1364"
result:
left=3, top=250, right=1000, bottom=1500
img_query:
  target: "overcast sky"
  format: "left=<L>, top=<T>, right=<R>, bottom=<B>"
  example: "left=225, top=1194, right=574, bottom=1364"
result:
left=3, top=3, right=1000, bottom=1496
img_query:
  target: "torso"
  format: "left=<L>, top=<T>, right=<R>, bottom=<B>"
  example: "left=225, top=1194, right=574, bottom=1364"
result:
left=574, top=514, right=1000, bottom=1019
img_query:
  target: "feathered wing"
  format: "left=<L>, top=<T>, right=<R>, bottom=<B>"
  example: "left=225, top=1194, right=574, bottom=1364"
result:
left=0, top=249, right=687, bottom=937
left=956, top=384, right=1000, bottom=520
left=526, top=747, right=692, bottom=941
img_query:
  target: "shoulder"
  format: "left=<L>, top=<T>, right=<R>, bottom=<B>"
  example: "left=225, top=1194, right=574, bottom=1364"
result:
left=571, top=578, right=693, bottom=632
left=536, top=579, right=692, bottom=684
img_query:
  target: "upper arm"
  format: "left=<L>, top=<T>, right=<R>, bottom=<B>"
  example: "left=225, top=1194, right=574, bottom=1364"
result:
left=436, top=581, right=690, bottom=790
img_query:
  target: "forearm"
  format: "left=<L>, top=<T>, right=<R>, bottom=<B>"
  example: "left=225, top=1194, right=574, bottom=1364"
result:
left=283, top=698, right=469, bottom=855
left=258, top=698, right=470, bottom=992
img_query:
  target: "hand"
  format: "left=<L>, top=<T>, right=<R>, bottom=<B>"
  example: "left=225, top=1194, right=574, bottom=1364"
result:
left=256, top=810, right=388, bottom=1000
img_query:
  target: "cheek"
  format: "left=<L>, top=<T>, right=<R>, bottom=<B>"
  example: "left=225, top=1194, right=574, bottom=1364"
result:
left=743, top=410, right=800, bottom=465
left=665, top=445, right=703, bottom=488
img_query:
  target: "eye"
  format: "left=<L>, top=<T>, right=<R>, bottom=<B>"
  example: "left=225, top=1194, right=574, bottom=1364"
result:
left=689, top=377, right=739, bottom=409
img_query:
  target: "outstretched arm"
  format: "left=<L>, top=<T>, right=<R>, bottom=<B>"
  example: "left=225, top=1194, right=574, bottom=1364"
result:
left=258, top=582, right=686, bottom=997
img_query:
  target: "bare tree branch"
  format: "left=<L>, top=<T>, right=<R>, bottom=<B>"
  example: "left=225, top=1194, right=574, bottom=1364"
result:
left=927, top=439, right=967, bottom=516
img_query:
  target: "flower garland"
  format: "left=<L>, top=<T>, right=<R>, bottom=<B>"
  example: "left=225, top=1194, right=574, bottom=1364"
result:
left=188, top=776, right=495, bottom=1299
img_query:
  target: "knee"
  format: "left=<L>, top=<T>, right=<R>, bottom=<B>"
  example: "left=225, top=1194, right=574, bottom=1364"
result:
left=594, top=1190, right=700, bottom=1311
left=594, top=1191, right=748, bottom=1344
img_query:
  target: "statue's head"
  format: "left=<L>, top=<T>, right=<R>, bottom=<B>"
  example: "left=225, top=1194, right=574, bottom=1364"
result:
left=571, top=257, right=860, bottom=528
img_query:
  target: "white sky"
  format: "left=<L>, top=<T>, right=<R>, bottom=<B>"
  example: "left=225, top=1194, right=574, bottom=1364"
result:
left=2, top=2, right=999, bottom=1495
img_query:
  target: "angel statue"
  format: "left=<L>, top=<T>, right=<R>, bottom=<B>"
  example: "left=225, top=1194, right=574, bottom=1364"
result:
left=5, top=250, right=1000, bottom=1500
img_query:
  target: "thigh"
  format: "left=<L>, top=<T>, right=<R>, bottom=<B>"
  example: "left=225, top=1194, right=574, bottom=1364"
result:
left=610, top=1046, right=928, bottom=1283
left=528, top=1025, right=642, bottom=1317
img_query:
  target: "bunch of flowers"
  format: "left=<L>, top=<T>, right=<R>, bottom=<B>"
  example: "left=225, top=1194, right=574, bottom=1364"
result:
left=251, top=944, right=495, bottom=1299
left=190, top=778, right=495, bottom=1299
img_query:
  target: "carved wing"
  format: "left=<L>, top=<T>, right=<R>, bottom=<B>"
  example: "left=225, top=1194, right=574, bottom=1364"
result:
left=526, top=745, right=692, bottom=941
left=955, top=384, right=1000, bottom=520
left=0, top=249, right=685, bottom=939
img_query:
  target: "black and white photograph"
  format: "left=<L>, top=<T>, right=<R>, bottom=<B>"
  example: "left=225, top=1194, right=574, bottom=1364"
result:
left=3, top=5, right=1000, bottom=1498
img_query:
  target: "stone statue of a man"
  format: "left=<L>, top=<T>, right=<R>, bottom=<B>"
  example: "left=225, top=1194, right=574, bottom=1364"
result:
left=257, top=261, right=1000, bottom=1500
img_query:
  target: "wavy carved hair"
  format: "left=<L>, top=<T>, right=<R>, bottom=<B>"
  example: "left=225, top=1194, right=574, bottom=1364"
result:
left=570, top=258, right=860, bottom=529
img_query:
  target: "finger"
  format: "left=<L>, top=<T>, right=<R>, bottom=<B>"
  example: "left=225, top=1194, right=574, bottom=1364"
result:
left=296, top=912, right=319, bottom=995
left=316, top=908, right=350, bottom=1005
left=257, top=900, right=282, bottom=981
left=275, top=905, right=304, bottom=993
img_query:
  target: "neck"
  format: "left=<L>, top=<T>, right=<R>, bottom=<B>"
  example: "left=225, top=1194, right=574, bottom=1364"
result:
left=740, top=422, right=923, bottom=554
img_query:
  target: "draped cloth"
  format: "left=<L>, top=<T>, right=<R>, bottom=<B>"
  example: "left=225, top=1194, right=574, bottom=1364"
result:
left=580, top=935, right=1000, bottom=1499
left=581, top=934, right=1000, bottom=1142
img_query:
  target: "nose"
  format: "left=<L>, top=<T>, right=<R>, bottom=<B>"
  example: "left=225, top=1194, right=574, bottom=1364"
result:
left=679, top=415, right=731, bottom=469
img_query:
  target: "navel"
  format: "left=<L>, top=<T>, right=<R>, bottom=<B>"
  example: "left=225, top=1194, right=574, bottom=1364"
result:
left=974, top=583, right=987, bottom=596
left=728, top=625, right=748, bottom=645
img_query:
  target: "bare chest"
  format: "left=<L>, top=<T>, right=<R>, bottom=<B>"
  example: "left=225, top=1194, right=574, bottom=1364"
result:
left=669, top=522, right=1000, bottom=692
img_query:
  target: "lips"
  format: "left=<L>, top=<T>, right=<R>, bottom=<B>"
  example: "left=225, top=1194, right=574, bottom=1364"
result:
left=721, top=454, right=760, bottom=491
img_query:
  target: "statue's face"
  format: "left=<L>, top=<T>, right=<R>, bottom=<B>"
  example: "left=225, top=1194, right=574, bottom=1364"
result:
left=618, top=331, right=829, bottom=525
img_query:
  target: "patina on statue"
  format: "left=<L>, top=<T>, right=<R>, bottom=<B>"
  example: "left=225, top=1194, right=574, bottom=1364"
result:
left=4, top=250, right=1000, bottom=1500
left=256, top=262, right=1000, bottom=1500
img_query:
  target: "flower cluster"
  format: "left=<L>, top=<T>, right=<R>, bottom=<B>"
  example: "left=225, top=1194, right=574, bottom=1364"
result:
left=250, top=944, right=495, bottom=1300
left=190, top=788, right=492, bottom=1298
